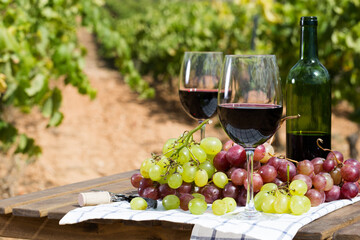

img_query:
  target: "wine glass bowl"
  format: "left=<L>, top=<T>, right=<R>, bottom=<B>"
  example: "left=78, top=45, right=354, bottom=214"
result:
left=179, top=52, right=223, bottom=139
left=217, top=55, right=283, bottom=218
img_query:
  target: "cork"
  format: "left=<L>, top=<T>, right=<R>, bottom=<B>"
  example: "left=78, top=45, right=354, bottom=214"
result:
left=78, top=191, right=112, bottom=206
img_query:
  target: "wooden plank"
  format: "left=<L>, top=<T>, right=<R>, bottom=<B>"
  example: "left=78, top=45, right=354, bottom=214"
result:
left=13, top=180, right=136, bottom=218
left=48, top=188, right=138, bottom=220
left=294, top=201, right=360, bottom=240
left=333, top=221, right=360, bottom=240
left=0, top=214, right=192, bottom=240
left=0, top=170, right=137, bottom=215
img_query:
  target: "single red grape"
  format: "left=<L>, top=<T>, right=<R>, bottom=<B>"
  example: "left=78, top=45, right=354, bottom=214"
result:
left=330, top=167, right=342, bottom=185
left=297, top=160, right=314, bottom=176
left=306, top=189, right=324, bottom=206
left=179, top=193, right=194, bottom=211
left=312, top=174, right=327, bottom=191
left=341, top=182, right=359, bottom=199
left=259, top=165, right=277, bottom=183
left=230, top=168, right=247, bottom=186
left=311, top=157, right=325, bottom=174
left=226, top=145, right=246, bottom=167
left=341, top=164, right=360, bottom=182
left=223, top=182, right=239, bottom=199
left=244, top=172, right=263, bottom=193
left=213, top=151, right=230, bottom=172
left=344, top=158, right=360, bottom=171
left=131, top=173, right=143, bottom=188
left=277, top=161, right=296, bottom=182
left=325, top=185, right=341, bottom=202
left=200, top=184, right=221, bottom=204
left=253, top=144, right=266, bottom=162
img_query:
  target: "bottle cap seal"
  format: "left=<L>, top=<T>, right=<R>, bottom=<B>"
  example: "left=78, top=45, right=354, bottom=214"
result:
left=300, top=16, right=318, bottom=26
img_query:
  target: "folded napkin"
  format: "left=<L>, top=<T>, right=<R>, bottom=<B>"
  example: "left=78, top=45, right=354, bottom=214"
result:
left=60, top=196, right=360, bottom=240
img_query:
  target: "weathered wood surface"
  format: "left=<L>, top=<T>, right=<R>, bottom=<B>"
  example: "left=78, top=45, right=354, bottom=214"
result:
left=294, top=201, right=360, bottom=240
left=0, top=170, right=135, bottom=215
left=333, top=221, right=360, bottom=240
left=0, top=169, right=359, bottom=240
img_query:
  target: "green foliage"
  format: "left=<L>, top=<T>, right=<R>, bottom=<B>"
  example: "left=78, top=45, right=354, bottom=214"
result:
left=80, top=0, right=154, bottom=98
left=0, top=0, right=96, bottom=158
left=98, top=0, right=360, bottom=122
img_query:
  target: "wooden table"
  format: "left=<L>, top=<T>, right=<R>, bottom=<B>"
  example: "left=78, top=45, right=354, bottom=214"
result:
left=0, top=170, right=359, bottom=240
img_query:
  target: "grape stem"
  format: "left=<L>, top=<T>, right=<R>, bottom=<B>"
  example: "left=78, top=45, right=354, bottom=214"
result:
left=316, top=138, right=342, bottom=165
left=268, top=152, right=298, bottom=164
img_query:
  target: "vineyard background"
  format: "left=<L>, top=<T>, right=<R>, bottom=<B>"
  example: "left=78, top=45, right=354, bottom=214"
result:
left=1, top=0, right=360, bottom=197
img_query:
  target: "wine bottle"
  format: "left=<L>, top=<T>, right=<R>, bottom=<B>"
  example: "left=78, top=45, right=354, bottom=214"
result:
left=286, top=16, right=331, bottom=161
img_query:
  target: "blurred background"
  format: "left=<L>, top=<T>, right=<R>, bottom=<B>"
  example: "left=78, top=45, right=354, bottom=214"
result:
left=0, top=0, right=359, bottom=198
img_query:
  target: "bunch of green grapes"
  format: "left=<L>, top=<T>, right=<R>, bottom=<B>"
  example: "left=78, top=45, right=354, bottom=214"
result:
left=254, top=181, right=311, bottom=215
left=140, top=133, right=222, bottom=189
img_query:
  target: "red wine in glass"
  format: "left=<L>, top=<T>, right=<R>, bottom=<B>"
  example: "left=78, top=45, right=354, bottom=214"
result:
left=179, top=89, right=218, bottom=120
left=217, top=103, right=283, bottom=148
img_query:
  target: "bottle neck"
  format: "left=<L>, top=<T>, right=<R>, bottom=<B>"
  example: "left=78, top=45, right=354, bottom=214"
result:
left=300, top=25, right=318, bottom=60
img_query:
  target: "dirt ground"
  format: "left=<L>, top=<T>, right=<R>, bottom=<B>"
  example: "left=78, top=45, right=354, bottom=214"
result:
left=8, top=28, right=360, bottom=195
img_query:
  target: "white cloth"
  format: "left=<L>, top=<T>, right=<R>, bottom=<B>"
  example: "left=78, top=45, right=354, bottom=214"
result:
left=60, top=196, right=360, bottom=240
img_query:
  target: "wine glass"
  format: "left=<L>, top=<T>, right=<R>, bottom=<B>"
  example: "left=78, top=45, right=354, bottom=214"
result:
left=179, top=51, right=223, bottom=139
left=217, top=55, right=283, bottom=219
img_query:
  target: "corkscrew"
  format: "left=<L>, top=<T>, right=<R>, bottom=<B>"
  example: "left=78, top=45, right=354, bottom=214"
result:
left=77, top=191, right=158, bottom=209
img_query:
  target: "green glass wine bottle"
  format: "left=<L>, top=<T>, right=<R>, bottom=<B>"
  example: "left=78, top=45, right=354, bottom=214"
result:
left=286, top=16, right=331, bottom=161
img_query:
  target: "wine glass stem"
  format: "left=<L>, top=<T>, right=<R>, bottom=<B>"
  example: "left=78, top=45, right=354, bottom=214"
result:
left=198, top=120, right=205, bottom=140
left=245, top=149, right=256, bottom=214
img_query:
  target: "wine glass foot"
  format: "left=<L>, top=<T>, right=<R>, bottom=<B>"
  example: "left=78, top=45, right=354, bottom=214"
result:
left=234, top=209, right=260, bottom=220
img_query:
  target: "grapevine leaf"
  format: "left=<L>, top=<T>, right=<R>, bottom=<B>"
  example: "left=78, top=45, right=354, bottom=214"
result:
left=42, top=97, right=53, bottom=118
left=25, top=73, right=45, bottom=96
left=48, top=111, right=63, bottom=127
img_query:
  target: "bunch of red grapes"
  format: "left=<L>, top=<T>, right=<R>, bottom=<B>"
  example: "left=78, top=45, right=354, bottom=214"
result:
left=217, top=140, right=360, bottom=207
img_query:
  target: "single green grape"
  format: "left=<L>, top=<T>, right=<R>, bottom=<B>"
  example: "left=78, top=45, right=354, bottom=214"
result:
left=200, top=137, right=222, bottom=155
left=274, top=193, right=290, bottom=214
left=182, top=165, right=197, bottom=183
left=261, top=195, right=276, bottom=213
left=162, top=195, right=180, bottom=210
left=188, top=198, right=208, bottom=215
left=149, top=165, right=162, bottom=181
left=290, top=195, right=311, bottom=215
left=212, top=172, right=228, bottom=189
left=140, top=158, right=155, bottom=178
left=194, top=169, right=208, bottom=187
left=199, top=161, right=215, bottom=178
left=222, top=197, right=237, bottom=213
left=178, top=147, right=190, bottom=165
left=289, top=180, right=308, bottom=196
left=192, top=193, right=206, bottom=200
left=254, top=191, right=269, bottom=211
left=162, top=138, right=177, bottom=157
left=190, top=145, right=207, bottom=163
left=168, top=173, right=183, bottom=189
left=130, top=197, right=147, bottom=210
left=212, top=199, right=227, bottom=215
left=260, top=183, right=278, bottom=192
